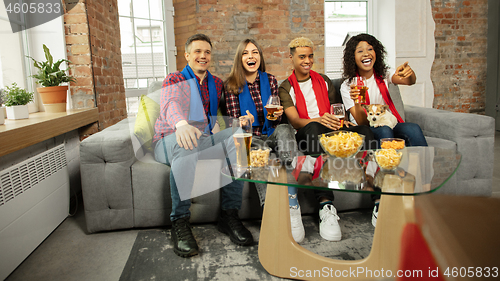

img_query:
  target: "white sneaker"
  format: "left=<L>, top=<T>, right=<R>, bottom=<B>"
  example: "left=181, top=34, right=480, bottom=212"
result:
left=319, top=204, right=341, bottom=241
left=372, top=203, right=379, bottom=227
left=290, top=206, right=305, bottom=243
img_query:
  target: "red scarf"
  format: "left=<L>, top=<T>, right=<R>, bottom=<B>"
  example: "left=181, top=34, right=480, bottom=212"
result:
left=360, top=73, right=404, bottom=123
left=288, top=70, right=330, bottom=119
left=291, top=155, right=323, bottom=181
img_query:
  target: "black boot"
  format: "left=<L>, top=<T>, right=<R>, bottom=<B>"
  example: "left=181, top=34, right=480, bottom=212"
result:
left=217, top=209, right=254, bottom=246
left=171, top=217, right=199, bottom=257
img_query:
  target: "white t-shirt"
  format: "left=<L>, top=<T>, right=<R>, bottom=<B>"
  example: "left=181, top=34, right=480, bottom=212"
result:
left=289, top=78, right=329, bottom=119
left=340, top=69, right=396, bottom=124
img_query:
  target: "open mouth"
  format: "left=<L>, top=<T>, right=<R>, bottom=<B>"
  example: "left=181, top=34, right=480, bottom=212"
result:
left=197, top=61, right=207, bottom=65
left=362, top=59, right=372, bottom=66
left=247, top=61, right=256, bottom=67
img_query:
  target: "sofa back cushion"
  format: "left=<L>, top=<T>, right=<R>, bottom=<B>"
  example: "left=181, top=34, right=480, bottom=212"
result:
left=134, top=94, right=161, bottom=152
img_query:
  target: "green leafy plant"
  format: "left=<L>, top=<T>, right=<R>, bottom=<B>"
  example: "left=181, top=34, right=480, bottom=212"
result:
left=27, top=44, right=77, bottom=87
left=2, top=82, right=34, bottom=106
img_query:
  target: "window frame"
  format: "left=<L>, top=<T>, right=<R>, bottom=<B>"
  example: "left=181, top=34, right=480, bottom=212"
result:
left=324, top=0, right=376, bottom=79
left=118, top=0, right=175, bottom=116
left=0, top=8, right=37, bottom=112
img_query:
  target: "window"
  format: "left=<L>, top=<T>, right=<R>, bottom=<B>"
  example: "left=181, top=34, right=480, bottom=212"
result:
left=0, top=5, right=35, bottom=111
left=324, top=0, right=373, bottom=79
left=118, top=0, right=175, bottom=116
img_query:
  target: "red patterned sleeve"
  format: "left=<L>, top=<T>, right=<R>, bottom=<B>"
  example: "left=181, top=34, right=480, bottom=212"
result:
left=154, top=72, right=190, bottom=141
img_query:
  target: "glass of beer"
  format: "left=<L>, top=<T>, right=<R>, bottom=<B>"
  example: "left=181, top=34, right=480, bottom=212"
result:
left=330, top=103, right=345, bottom=128
left=232, top=117, right=253, bottom=168
left=350, top=77, right=368, bottom=104
left=265, top=95, right=280, bottom=121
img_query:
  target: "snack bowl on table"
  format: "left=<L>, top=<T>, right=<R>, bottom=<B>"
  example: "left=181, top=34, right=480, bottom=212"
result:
left=374, top=148, right=403, bottom=171
left=250, top=147, right=272, bottom=168
left=380, top=138, right=405, bottom=150
left=319, top=130, right=365, bottom=158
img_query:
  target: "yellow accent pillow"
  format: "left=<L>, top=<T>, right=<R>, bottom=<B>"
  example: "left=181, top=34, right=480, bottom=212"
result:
left=134, top=95, right=160, bottom=152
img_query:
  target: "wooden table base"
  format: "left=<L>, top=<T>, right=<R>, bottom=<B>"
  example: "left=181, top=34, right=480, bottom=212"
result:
left=258, top=170, right=416, bottom=280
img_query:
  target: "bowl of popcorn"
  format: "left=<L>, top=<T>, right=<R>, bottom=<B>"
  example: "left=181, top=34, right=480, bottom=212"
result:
left=250, top=147, right=272, bottom=168
left=380, top=138, right=405, bottom=150
left=319, top=131, right=365, bottom=158
left=374, top=148, right=403, bottom=171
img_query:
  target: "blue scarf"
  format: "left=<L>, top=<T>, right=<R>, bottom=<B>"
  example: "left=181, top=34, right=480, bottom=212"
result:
left=180, top=65, right=218, bottom=134
left=239, top=70, right=274, bottom=136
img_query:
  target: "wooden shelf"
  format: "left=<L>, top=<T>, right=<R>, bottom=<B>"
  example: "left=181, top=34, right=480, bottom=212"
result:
left=0, top=108, right=98, bottom=157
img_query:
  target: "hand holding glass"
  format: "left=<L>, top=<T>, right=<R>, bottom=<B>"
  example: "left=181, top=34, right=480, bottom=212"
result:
left=350, top=77, right=368, bottom=104
left=330, top=103, right=345, bottom=128
left=232, top=117, right=253, bottom=168
left=265, top=96, right=280, bottom=121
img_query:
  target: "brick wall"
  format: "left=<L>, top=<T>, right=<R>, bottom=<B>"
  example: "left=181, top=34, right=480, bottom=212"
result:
left=173, top=0, right=489, bottom=114
left=431, top=0, right=488, bottom=113
left=173, top=0, right=325, bottom=81
left=64, top=0, right=126, bottom=135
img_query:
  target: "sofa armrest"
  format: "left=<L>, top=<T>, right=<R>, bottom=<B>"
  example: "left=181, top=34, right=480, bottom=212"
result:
left=404, top=105, right=495, bottom=195
left=80, top=118, right=138, bottom=232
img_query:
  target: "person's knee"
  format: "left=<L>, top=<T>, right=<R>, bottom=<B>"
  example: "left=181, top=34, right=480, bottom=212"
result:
left=378, top=125, right=393, bottom=134
left=303, top=122, right=326, bottom=135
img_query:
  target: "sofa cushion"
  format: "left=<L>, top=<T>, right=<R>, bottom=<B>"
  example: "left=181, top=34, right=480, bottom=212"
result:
left=134, top=95, right=160, bottom=152
left=425, top=136, right=456, bottom=151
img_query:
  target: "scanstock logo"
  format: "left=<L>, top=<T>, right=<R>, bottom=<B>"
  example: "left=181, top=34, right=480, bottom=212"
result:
left=3, top=0, right=79, bottom=33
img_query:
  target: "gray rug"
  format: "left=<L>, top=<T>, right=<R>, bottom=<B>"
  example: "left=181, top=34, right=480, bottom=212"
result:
left=119, top=210, right=374, bottom=281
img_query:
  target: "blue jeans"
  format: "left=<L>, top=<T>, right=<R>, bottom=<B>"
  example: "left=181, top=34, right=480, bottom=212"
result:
left=154, top=128, right=244, bottom=221
left=370, top=122, right=428, bottom=148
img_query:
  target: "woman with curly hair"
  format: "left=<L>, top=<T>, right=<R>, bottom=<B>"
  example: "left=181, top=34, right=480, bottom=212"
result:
left=341, top=33, right=427, bottom=227
left=340, top=33, right=427, bottom=147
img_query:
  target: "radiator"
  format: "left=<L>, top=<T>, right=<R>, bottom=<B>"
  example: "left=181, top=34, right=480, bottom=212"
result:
left=0, top=144, right=70, bottom=280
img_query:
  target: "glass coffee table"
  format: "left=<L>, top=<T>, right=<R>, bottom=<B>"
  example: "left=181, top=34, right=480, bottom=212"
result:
left=222, top=147, right=461, bottom=280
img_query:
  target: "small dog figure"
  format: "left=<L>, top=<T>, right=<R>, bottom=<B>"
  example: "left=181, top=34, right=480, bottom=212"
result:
left=362, top=104, right=398, bottom=129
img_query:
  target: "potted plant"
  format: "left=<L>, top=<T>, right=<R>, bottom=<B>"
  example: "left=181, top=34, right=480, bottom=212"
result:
left=28, top=44, right=76, bottom=112
left=1, top=82, right=34, bottom=120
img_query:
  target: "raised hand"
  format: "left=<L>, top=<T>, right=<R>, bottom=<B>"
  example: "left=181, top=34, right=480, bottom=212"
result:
left=396, top=62, right=414, bottom=78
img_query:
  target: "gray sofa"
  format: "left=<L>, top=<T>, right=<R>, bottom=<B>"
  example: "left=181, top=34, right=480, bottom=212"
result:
left=80, top=80, right=495, bottom=233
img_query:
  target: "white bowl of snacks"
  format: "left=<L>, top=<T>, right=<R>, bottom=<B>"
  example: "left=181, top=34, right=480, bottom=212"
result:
left=250, top=147, right=272, bottom=168
left=319, top=130, right=365, bottom=158
left=374, top=148, right=403, bottom=171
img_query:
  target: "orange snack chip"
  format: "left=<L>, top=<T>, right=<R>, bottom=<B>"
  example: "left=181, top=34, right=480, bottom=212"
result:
left=381, top=139, right=405, bottom=150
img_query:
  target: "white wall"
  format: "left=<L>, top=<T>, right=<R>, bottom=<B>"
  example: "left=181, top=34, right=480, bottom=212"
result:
left=372, top=0, right=435, bottom=108
left=374, top=0, right=396, bottom=69
left=395, top=0, right=435, bottom=108
left=27, top=16, right=68, bottom=112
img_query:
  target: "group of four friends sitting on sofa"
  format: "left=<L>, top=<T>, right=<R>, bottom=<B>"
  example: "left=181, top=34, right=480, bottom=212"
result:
left=152, top=33, right=428, bottom=258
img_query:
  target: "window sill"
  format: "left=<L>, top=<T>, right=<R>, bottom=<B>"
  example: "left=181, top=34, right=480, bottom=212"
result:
left=0, top=108, right=99, bottom=157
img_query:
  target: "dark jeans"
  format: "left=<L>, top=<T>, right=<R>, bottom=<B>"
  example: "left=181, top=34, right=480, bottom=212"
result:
left=252, top=124, right=298, bottom=206
left=370, top=123, right=428, bottom=148
left=154, top=128, right=244, bottom=221
left=294, top=122, right=377, bottom=202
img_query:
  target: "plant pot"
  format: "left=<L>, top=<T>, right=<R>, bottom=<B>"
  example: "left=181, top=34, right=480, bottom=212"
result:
left=37, top=85, right=68, bottom=113
left=0, top=106, right=5, bottom=125
left=6, top=104, right=29, bottom=120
